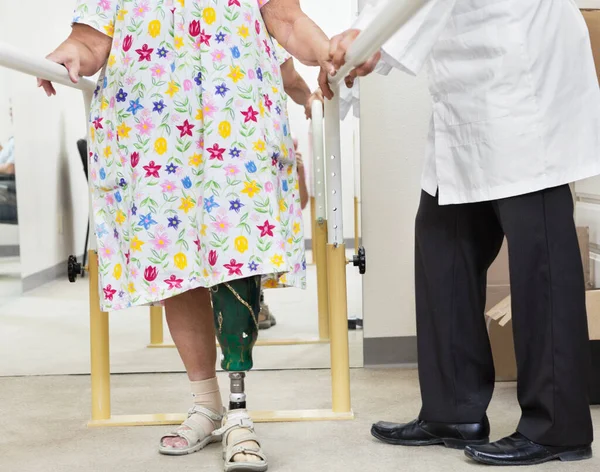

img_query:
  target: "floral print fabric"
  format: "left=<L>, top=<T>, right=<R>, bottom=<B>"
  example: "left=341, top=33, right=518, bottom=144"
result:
left=73, top=0, right=306, bottom=311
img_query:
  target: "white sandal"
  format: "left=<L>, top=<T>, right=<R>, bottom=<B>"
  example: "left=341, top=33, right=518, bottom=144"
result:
left=158, top=405, right=224, bottom=456
left=214, top=410, right=268, bottom=472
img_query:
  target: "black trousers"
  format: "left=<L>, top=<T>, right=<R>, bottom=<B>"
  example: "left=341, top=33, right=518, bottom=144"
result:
left=415, top=185, right=593, bottom=447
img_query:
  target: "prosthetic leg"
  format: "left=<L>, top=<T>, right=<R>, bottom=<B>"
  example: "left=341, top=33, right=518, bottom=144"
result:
left=211, top=276, right=267, bottom=471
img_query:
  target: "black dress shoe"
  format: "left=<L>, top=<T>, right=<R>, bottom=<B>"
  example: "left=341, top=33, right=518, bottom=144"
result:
left=465, top=432, right=592, bottom=466
left=371, top=417, right=490, bottom=450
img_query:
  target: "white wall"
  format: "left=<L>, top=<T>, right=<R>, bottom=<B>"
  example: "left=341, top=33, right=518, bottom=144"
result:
left=0, top=1, right=89, bottom=279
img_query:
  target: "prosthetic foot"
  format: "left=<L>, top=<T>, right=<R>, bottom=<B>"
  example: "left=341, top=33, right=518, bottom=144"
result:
left=211, top=276, right=267, bottom=471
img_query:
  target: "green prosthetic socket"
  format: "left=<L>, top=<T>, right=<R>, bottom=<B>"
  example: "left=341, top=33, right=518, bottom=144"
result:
left=211, top=276, right=261, bottom=372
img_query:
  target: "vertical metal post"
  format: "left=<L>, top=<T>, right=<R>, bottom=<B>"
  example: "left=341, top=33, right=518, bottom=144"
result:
left=149, top=305, right=165, bottom=346
left=324, top=90, right=351, bottom=413
left=312, top=100, right=330, bottom=340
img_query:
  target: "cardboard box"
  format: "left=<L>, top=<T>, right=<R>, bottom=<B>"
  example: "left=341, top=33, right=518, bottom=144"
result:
left=486, top=227, right=593, bottom=383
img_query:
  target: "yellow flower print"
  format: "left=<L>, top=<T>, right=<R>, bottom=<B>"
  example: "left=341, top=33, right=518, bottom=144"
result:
left=259, top=100, right=265, bottom=117
left=103, top=146, right=112, bottom=158
left=90, top=126, right=96, bottom=142
left=293, top=222, right=301, bottom=234
left=219, top=121, right=231, bottom=139
left=235, top=236, right=249, bottom=254
left=108, top=55, right=116, bottom=67
left=280, top=274, right=288, bottom=284
left=131, top=235, right=145, bottom=252
left=101, top=98, right=109, bottom=110
left=270, top=254, right=284, bottom=268
left=279, top=198, right=287, bottom=212
left=241, top=181, right=260, bottom=198
left=200, top=224, right=208, bottom=236
left=179, top=196, right=194, bottom=214
left=115, top=210, right=126, bottom=225
left=203, top=7, right=216, bottom=24
left=287, top=237, right=293, bottom=245
left=202, top=268, right=209, bottom=278
left=195, top=108, right=204, bottom=121
left=166, top=81, right=180, bottom=98
left=271, top=86, right=279, bottom=94
left=148, top=20, right=161, bottom=38
left=117, top=9, right=128, bottom=21
left=176, top=0, right=184, bottom=6
left=237, top=25, right=249, bottom=39
left=287, top=165, right=293, bottom=175
left=227, top=66, right=245, bottom=83
left=154, top=137, right=167, bottom=155
left=174, top=36, right=184, bottom=50
left=113, top=264, right=122, bottom=280
left=174, top=252, right=188, bottom=270
left=189, top=153, right=203, bottom=167
left=281, top=144, right=288, bottom=158
left=117, top=123, right=131, bottom=139
left=104, top=21, right=115, bottom=37
left=253, top=139, right=266, bottom=152
left=127, top=282, right=136, bottom=294
left=264, top=279, right=278, bottom=289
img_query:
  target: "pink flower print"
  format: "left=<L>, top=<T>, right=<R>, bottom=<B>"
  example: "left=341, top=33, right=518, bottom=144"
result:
left=273, top=121, right=281, bottom=131
left=272, top=63, right=279, bottom=75
left=126, top=76, right=136, bottom=86
left=278, top=240, right=286, bottom=250
left=90, top=169, right=97, bottom=181
left=177, top=21, right=185, bottom=33
left=250, top=213, right=260, bottom=223
left=141, top=109, right=152, bottom=120
left=151, top=64, right=166, bottom=78
left=203, top=96, right=217, bottom=118
left=212, top=50, right=225, bottom=62
left=99, top=0, right=111, bottom=11
left=136, top=118, right=155, bottom=136
left=131, top=267, right=139, bottom=279
left=103, top=284, right=117, bottom=301
left=212, top=214, right=232, bottom=234
left=224, top=164, right=240, bottom=176
left=123, top=54, right=133, bottom=66
left=172, top=114, right=181, bottom=124
left=161, top=180, right=177, bottom=193
left=294, top=263, right=301, bottom=273
left=247, top=69, right=255, bottom=80
left=134, top=0, right=150, bottom=17
left=208, top=144, right=226, bottom=161
left=175, top=166, right=184, bottom=177
left=195, top=138, right=204, bottom=149
left=105, top=193, right=115, bottom=206
left=265, top=181, right=273, bottom=193
left=152, top=232, right=171, bottom=251
left=224, top=259, right=244, bottom=276
left=165, top=275, right=184, bottom=290
left=101, top=245, right=115, bottom=260
left=148, top=283, right=160, bottom=295
left=234, top=99, right=244, bottom=109
left=107, top=130, right=114, bottom=141
left=244, top=12, right=252, bottom=23
left=184, top=79, right=193, bottom=91
left=110, top=97, right=115, bottom=109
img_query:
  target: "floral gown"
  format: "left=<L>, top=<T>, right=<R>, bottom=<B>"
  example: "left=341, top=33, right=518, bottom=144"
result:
left=74, top=0, right=306, bottom=311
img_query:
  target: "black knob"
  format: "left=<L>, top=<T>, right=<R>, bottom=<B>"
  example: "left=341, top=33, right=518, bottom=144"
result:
left=67, top=255, right=82, bottom=283
left=352, top=246, right=367, bottom=275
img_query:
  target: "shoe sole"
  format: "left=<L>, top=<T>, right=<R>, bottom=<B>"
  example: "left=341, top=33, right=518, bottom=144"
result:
left=464, top=445, right=593, bottom=466
left=371, top=427, right=489, bottom=450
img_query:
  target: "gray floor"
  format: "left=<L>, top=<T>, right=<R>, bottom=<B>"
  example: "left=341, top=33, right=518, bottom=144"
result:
left=1, top=369, right=599, bottom=472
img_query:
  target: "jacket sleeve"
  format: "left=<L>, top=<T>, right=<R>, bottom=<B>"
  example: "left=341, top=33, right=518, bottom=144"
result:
left=72, top=0, right=118, bottom=38
left=354, top=0, right=456, bottom=76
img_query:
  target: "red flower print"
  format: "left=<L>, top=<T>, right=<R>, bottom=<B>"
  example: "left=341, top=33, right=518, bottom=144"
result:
left=194, top=238, right=201, bottom=251
left=143, top=161, right=161, bottom=178
left=208, top=144, right=226, bottom=161
left=93, top=117, right=103, bottom=130
left=136, top=44, right=154, bottom=61
left=264, top=94, right=272, bottom=112
left=224, top=259, right=244, bottom=276
left=189, top=20, right=201, bottom=37
left=228, top=0, right=240, bottom=6
left=176, top=119, right=195, bottom=138
left=209, top=250, right=218, bottom=266
left=123, top=35, right=133, bottom=52
left=200, top=29, right=212, bottom=46
left=241, top=106, right=258, bottom=123
left=255, top=20, right=261, bottom=35
left=165, top=275, right=184, bottom=290
left=131, top=152, right=140, bottom=168
left=103, top=284, right=117, bottom=301
left=263, top=39, right=271, bottom=57
left=125, top=251, right=131, bottom=264
left=144, top=266, right=158, bottom=281
left=257, top=220, right=275, bottom=237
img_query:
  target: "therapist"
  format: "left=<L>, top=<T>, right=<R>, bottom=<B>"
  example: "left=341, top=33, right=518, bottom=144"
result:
left=323, top=0, right=599, bottom=467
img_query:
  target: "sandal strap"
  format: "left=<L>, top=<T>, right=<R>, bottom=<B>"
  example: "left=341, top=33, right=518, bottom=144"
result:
left=161, top=405, right=223, bottom=447
left=227, top=444, right=266, bottom=462
left=161, top=428, right=198, bottom=447
left=187, top=405, right=224, bottom=422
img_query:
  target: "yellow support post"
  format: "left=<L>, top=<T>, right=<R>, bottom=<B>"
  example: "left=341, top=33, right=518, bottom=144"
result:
left=309, top=196, right=317, bottom=265
left=88, top=250, right=111, bottom=423
left=327, top=243, right=351, bottom=413
left=148, top=305, right=164, bottom=347
left=354, top=196, right=360, bottom=255
left=315, top=219, right=329, bottom=340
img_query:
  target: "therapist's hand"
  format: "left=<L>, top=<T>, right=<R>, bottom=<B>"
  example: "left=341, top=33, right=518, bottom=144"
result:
left=327, top=29, right=381, bottom=91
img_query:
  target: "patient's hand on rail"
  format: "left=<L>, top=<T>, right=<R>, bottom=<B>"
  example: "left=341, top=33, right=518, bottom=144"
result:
left=38, top=24, right=112, bottom=97
left=305, top=89, right=324, bottom=120
left=319, top=28, right=381, bottom=98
